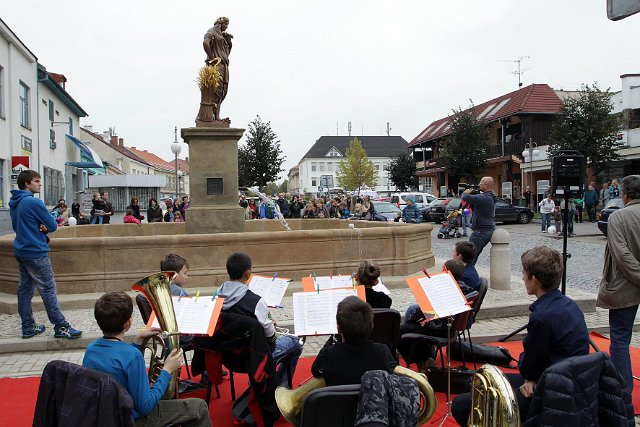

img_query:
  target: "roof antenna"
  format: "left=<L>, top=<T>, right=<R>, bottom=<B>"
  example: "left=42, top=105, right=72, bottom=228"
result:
left=511, top=56, right=530, bottom=88
left=386, top=122, right=392, bottom=136
left=348, top=121, right=352, bottom=136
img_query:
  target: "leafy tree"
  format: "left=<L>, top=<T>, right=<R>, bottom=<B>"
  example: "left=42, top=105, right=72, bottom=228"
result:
left=548, top=83, right=621, bottom=175
left=336, top=137, right=377, bottom=191
left=440, top=107, right=490, bottom=181
left=279, top=179, right=289, bottom=193
left=238, top=115, right=286, bottom=188
left=388, top=151, right=418, bottom=191
left=262, top=182, right=280, bottom=196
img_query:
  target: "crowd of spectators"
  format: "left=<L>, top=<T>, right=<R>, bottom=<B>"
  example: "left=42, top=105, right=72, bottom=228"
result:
left=239, top=191, right=380, bottom=220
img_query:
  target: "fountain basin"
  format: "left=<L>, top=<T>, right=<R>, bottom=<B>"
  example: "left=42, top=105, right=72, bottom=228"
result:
left=0, top=219, right=434, bottom=294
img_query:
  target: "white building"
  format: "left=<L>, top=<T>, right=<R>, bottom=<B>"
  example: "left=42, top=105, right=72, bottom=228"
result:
left=296, top=136, right=409, bottom=196
left=610, top=73, right=640, bottom=176
left=0, top=18, right=96, bottom=233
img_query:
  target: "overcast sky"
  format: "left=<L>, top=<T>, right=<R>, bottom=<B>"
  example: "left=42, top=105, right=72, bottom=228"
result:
left=3, top=1, right=638, bottom=180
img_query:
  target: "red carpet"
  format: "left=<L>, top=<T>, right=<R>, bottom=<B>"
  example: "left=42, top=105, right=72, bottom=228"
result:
left=1, top=332, right=638, bottom=427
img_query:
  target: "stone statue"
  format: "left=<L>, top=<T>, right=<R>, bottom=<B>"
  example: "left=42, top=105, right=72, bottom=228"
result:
left=197, top=17, right=233, bottom=126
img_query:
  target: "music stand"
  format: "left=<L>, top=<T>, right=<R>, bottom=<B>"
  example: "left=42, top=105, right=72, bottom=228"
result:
left=433, top=316, right=454, bottom=427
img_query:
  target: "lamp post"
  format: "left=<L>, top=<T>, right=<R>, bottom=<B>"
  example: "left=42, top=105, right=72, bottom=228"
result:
left=170, top=126, right=182, bottom=200
left=521, top=138, right=539, bottom=210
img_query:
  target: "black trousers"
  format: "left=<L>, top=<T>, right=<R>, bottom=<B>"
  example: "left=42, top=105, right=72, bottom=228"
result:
left=451, top=373, right=531, bottom=426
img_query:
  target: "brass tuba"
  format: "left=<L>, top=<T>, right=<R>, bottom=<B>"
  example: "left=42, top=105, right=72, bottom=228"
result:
left=468, top=364, right=520, bottom=427
left=275, top=365, right=437, bottom=426
left=132, top=272, right=181, bottom=400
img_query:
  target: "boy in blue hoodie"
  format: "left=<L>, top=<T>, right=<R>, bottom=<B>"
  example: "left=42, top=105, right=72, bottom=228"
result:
left=9, top=170, right=82, bottom=339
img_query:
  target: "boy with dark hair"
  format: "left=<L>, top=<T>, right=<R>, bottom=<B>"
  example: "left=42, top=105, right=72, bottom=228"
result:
left=83, top=292, right=210, bottom=427
left=452, top=247, right=589, bottom=424
left=160, top=253, right=190, bottom=297
left=311, top=296, right=397, bottom=386
left=218, top=252, right=302, bottom=386
left=454, top=241, right=481, bottom=290
left=9, top=170, right=82, bottom=339
left=357, top=260, right=392, bottom=308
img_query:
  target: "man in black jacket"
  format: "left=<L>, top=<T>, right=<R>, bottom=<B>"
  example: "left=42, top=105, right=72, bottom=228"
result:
left=452, top=246, right=589, bottom=425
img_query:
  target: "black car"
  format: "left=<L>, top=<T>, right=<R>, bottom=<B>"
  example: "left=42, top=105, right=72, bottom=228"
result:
left=597, top=198, right=624, bottom=236
left=441, top=197, right=533, bottom=224
left=428, top=197, right=462, bottom=222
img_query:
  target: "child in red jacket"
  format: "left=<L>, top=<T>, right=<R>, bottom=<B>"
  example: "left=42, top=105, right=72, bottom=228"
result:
left=123, top=208, right=141, bottom=224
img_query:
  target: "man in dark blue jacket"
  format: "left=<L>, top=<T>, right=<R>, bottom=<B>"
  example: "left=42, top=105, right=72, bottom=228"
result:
left=462, top=177, right=497, bottom=265
left=9, top=170, right=82, bottom=339
left=452, top=246, right=589, bottom=424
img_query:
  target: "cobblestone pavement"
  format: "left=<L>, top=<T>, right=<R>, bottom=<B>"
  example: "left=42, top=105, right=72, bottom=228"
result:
left=431, top=220, right=607, bottom=293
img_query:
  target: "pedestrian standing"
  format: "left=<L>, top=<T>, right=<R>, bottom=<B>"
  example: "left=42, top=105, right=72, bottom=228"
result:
left=597, top=175, right=640, bottom=395
left=538, top=194, right=555, bottom=233
left=600, top=182, right=610, bottom=209
left=462, top=177, right=497, bottom=265
left=584, top=183, right=599, bottom=222
left=101, top=192, right=114, bottom=224
left=9, top=170, right=82, bottom=339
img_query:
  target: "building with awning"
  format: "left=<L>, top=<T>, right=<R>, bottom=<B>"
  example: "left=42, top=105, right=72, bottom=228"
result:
left=408, top=83, right=563, bottom=205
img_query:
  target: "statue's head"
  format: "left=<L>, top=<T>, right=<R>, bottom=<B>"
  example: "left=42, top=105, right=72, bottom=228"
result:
left=215, top=17, right=230, bottom=28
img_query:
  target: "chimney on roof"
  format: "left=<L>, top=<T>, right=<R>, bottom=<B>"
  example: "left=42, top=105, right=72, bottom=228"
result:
left=119, top=138, right=124, bottom=147
left=110, top=135, right=118, bottom=145
left=131, top=146, right=136, bottom=150
left=84, top=125, right=93, bottom=132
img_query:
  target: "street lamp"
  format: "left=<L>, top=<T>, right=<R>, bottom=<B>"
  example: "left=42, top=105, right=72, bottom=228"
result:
left=521, top=138, right=539, bottom=209
left=383, top=164, right=391, bottom=195
left=170, top=126, right=182, bottom=200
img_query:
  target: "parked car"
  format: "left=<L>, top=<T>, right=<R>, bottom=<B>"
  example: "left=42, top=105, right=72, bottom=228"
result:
left=391, top=192, right=437, bottom=210
left=597, top=198, right=624, bottom=236
left=428, top=197, right=462, bottom=222
left=438, top=196, right=534, bottom=224
left=419, top=198, right=441, bottom=221
left=374, top=201, right=402, bottom=221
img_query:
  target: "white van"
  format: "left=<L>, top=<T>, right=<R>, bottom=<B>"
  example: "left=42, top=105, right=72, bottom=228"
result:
left=390, top=192, right=437, bottom=209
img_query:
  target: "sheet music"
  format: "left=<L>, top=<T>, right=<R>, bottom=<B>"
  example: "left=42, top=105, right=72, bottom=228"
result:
left=417, top=274, right=470, bottom=317
left=313, top=275, right=354, bottom=290
left=150, top=296, right=221, bottom=335
left=292, top=289, right=358, bottom=335
left=372, top=278, right=391, bottom=295
left=248, top=275, right=289, bottom=307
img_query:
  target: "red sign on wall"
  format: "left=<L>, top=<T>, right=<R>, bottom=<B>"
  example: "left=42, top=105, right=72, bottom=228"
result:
left=11, top=156, right=30, bottom=173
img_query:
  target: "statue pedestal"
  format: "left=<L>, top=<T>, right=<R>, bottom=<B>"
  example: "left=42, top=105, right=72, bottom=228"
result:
left=181, top=127, right=246, bottom=234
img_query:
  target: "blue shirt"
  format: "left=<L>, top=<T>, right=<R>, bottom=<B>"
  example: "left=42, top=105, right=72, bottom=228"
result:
left=462, top=263, right=481, bottom=290
left=462, top=191, right=496, bottom=231
left=83, top=338, right=171, bottom=419
left=519, top=289, right=589, bottom=381
left=9, top=190, right=58, bottom=258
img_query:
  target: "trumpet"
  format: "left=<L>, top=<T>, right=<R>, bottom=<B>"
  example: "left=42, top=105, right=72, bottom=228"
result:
left=275, top=326, right=306, bottom=345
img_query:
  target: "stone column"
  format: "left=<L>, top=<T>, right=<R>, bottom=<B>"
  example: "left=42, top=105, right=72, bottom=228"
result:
left=181, top=127, right=245, bottom=234
left=489, top=229, right=511, bottom=290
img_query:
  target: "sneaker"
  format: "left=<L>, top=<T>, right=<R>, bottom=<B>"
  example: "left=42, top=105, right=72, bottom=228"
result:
left=22, top=324, right=45, bottom=339
left=54, top=323, right=82, bottom=339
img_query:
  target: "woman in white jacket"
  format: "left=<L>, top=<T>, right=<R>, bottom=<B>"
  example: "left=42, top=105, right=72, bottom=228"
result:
left=539, top=194, right=555, bottom=232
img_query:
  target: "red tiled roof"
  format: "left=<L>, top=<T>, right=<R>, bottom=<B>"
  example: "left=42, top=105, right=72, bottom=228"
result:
left=408, top=84, right=562, bottom=147
left=176, top=158, right=189, bottom=174
left=129, top=147, right=175, bottom=172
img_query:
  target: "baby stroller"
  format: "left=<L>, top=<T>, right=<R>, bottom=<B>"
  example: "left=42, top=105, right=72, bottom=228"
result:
left=437, top=209, right=463, bottom=239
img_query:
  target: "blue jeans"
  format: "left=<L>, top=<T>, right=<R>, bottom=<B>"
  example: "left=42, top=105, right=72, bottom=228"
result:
left=403, top=304, right=421, bottom=325
left=609, top=304, right=639, bottom=393
left=541, top=213, right=551, bottom=231
left=469, top=229, right=494, bottom=265
left=272, top=335, right=302, bottom=386
left=462, top=214, right=470, bottom=236
left=16, top=256, right=67, bottom=333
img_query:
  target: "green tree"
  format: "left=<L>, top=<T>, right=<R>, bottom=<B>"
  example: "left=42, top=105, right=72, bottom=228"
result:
left=548, top=83, right=621, bottom=175
left=388, top=151, right=418, bottom=191
left=440, top=107, right=490, bottom=181
left=238, top=115, right=286, bottom=188
left=279, top=179, right=289, bottom=193
left=336, top=137, right=377, bottom=191
left=262, top=182, right=280, bottom=196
